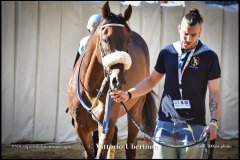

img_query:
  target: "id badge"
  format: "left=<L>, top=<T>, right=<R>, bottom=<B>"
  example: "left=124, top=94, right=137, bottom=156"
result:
left=173, top=100, right=191, bottom=109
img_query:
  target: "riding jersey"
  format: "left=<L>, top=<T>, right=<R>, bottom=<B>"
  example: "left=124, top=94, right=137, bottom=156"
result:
left=154, top=40, right=221, bottom=126
left=78, top=35, right=90, bottom=54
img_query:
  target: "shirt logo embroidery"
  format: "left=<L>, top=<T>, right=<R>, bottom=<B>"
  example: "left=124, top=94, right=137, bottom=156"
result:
left=191, top=57, right=200, bottom=67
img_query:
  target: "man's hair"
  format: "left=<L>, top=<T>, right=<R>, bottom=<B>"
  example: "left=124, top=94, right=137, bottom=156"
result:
left=183, top=8, right=203, bottom=26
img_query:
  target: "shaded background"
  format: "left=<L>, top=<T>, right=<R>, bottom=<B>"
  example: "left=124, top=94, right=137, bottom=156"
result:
left=2, top=1, right=238, bottom=144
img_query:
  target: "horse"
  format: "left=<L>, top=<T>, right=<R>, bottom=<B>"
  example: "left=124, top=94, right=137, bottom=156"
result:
left=67, top=2, right=157, bottom=159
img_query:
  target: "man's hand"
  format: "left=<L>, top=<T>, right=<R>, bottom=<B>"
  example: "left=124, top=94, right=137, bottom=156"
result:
left=205, top=124, right=218, bottom=140
left=110, top=91, right=129, bottom=103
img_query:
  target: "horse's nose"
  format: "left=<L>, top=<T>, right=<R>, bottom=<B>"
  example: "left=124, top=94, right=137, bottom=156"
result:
left=112, top=75, right=126, bottom=90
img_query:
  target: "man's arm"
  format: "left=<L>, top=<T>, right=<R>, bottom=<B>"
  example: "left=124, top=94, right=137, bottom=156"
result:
left=110, top=70, right=164, bottom=102
left=209, top=78, right=221, bottom=121
left=207, top=78, right=221, bottom=140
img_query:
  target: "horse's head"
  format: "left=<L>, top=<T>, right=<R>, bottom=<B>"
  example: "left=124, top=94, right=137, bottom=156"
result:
left=98, top=2, right=132, bottom=91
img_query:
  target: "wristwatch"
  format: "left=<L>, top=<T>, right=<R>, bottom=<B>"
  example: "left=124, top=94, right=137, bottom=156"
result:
left=211, top=118, right=219, bottom=125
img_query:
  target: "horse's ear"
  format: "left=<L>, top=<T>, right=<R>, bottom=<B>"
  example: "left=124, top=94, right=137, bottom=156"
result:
left=124, top=5, right=132, bottom=21
left=102, top=1, right=110, bottom=19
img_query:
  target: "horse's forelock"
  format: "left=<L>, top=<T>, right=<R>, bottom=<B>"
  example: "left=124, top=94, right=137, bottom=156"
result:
left=102, top=12, right=130, bottom=31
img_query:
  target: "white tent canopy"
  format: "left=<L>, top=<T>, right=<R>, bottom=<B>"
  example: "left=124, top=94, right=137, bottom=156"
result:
left=2, top=1, right=238, bottom=144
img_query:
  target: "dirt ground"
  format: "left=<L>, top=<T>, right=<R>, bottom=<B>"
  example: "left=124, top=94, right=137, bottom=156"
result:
left=1, top=137, right=238, bottom=159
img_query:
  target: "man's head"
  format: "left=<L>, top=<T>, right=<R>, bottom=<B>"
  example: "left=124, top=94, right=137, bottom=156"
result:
left=87, top=14, right=102, bottom=33
left=178, top=8, right=203, bottom=50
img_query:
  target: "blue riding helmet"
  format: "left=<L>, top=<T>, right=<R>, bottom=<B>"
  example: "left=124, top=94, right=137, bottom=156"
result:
left=87, top=14, right=102, bottom=33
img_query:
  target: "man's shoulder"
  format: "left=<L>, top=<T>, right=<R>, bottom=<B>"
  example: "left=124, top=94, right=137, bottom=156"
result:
left=196, top=40, right=218, bottom=55
left=197, top=43, right=218, bottom=58
left=163, top=44, right=174, bottom=49
left=160, top=43, right=176, bottom=54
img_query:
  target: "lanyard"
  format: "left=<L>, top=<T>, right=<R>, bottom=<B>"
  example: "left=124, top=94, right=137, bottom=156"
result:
left=178, top=47, right=196, bottom=100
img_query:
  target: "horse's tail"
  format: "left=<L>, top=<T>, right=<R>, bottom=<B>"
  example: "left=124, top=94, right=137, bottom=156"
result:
left=142, top=90, right=158, bottom=136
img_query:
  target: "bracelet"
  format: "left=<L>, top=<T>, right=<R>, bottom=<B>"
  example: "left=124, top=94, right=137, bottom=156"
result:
left=127, top=91, right=132, bottom=100
left=210, top=122, right=219, bottom=130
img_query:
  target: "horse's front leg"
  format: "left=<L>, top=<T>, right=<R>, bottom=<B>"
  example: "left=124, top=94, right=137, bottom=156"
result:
left=95, top=123, right=116, bottom=159
left=72, top=106, right=97, bottom=159
left=74, top=122, right=95, bottom=159
left=107, top=125, right=118, bottom=159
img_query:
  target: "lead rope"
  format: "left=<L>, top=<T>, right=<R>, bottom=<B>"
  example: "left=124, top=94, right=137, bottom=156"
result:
left=118, top=99, right=209, bottom=148
left=77, top=41, right=111, bottom=129
left=207, top=139, right=215, bottom=159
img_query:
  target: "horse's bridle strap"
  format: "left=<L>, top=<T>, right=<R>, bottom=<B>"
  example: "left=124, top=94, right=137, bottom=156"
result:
left=101, top=23, right=125, bottom=28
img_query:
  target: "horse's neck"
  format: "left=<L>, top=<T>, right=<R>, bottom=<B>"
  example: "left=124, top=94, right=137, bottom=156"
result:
left=81, top=37, right=104, bottom=97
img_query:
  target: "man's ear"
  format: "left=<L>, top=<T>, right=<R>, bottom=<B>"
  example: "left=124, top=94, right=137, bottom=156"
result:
left=178, top=24, right=181, bottom=33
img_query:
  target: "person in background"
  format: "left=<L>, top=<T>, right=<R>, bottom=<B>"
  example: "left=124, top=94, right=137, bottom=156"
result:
left=73, top=14, right=102, bottom=67
left=110, top=8, right=221, bottom=159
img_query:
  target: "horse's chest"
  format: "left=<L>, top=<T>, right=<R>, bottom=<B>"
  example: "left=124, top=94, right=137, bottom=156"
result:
left=90, top=100, right=105, bottom=119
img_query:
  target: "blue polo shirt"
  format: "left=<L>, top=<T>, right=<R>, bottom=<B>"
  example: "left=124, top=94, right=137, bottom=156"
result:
left=154, top=40, right=221, bottom=126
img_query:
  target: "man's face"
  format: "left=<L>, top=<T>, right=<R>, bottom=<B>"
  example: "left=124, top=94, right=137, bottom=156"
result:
left=178, top=18, right=201, bottom=50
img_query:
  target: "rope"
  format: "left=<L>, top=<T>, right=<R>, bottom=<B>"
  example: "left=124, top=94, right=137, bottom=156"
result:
left=119, top=101, right=209, bottom=148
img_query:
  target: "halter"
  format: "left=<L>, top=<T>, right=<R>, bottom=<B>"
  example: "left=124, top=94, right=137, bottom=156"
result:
left=101, top=23, right=125, bottom=28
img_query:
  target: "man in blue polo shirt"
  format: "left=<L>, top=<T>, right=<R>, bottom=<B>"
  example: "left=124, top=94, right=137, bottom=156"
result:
left=110, top=8, right=221, bottom=159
